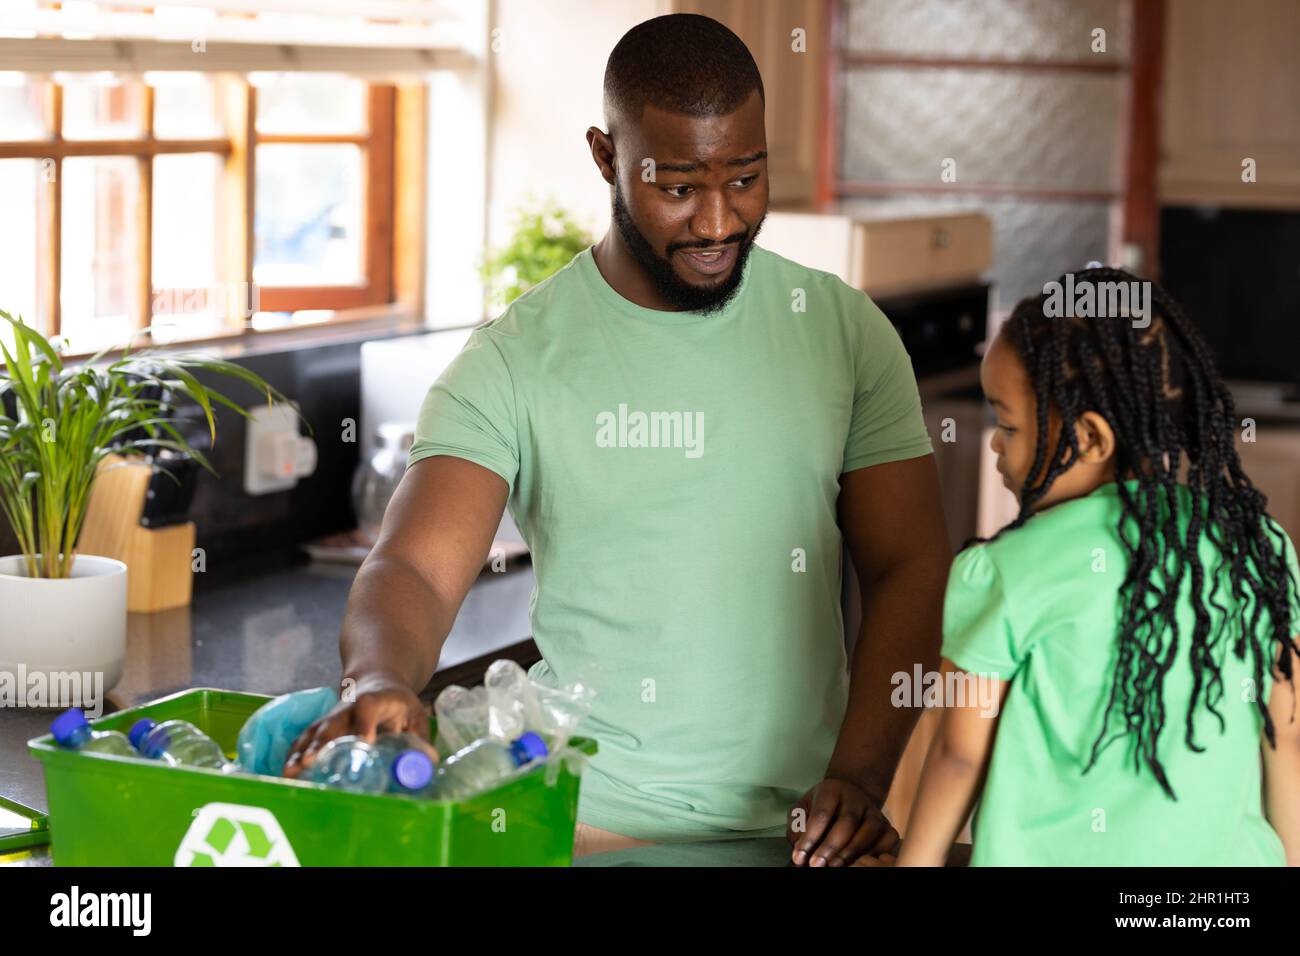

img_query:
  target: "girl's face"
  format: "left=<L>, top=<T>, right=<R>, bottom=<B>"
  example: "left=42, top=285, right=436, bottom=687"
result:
left=980, top=330, right=1116, bottom=510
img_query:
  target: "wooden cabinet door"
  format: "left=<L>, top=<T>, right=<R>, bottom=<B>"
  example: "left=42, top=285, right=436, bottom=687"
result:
left=672, top=0, right=826, bottom=206
left=1161, top=0, right=1300, bottom=209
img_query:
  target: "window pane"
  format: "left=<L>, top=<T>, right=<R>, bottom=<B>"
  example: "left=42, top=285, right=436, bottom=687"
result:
left=0, top=74, right=50, bottom=140
left=149, top=72, right=222, bottom=140
left=254, top=144, right=364, bottom=286
left=0, top=160, right=44, bottom=347
left=61, top=74, right=145, bottom=140
left=61, top=156, right=140, bottom=351
left=253, top=73, right=366, bottom=135
left=152, top=153, right=228, bottom=342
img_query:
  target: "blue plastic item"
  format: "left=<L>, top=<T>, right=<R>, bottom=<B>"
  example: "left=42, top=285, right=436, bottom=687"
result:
left=430, top=732, right=548, bottom=800
left=129, top=717, right=235, bottom=771
left=302, top=735, right=437, bottom=794
left=234, top=685, right=340, bottom=775
left=50, top=708, right=135, bottom=757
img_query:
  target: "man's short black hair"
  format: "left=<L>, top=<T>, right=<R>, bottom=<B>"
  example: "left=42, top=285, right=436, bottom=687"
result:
left=603, top=13, right=764, bottom=129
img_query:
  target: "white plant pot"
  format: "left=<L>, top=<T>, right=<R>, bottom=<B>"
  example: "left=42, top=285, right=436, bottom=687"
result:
left=0, top=554, right=128, bottom=706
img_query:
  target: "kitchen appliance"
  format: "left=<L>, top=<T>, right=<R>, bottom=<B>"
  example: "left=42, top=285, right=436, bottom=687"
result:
left=359, top=330, right=525, bottom=547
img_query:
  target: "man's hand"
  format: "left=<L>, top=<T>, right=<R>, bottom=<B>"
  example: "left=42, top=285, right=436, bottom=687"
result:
left=283, top=678, right=431, bottom=779
left=787, top=777, right=899, bottom=866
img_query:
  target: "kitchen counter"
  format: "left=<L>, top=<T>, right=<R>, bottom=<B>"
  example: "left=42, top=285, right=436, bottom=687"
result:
left=577, top=837, right=795, bottom=867
left=576, top=837, right=971, bottom=867
left=0, top=550, right=536, bottom=867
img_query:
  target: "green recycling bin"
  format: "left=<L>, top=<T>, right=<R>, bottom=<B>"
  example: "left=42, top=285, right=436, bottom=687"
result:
left=28, top=687, right=596, bottom=866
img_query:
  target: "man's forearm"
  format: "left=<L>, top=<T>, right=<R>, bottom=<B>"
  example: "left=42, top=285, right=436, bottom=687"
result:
left=826, top=556, right=946, bottom=799
left=340, top=552, right=456, bottom=695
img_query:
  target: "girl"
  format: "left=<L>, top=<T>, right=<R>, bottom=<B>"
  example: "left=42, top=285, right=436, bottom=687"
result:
left=897, top=267, right=1300, bottom=866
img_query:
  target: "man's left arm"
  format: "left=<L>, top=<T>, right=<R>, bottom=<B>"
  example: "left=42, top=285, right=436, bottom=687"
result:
left=788, top=454, right=950, bottom=866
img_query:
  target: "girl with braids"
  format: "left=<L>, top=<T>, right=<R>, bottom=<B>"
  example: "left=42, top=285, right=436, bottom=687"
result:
left=896, top=267, right=1300, bottom=866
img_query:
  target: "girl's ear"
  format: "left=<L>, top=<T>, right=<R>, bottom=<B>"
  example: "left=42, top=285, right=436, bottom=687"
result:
left=1075, top=411, right=1116, bottom=464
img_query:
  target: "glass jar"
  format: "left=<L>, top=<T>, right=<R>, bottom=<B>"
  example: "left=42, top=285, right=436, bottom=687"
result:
left=351, top=423, right=415, bottom=541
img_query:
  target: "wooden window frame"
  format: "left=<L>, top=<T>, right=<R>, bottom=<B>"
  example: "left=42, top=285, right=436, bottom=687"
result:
left=0, top=74, right=412, bottom=357
left=250, top=83, right=396, bottom=313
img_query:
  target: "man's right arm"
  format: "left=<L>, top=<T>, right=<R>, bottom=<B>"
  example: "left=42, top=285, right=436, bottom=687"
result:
left=283, top=454, right=508, bottom=776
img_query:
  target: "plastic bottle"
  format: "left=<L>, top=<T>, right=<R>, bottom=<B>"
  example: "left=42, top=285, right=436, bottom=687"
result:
left=50, top=708, right=135, bottom=757
left=303, top=735, right=437, bottom=795
left=129, top=717, right=236, bottom=772
left=372, top=733, right=439, bottom=794
left=428, top=732, right=548, bottom=800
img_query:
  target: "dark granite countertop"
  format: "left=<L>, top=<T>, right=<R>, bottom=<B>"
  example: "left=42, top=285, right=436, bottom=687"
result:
left=0, top=550, right=535, bottom=866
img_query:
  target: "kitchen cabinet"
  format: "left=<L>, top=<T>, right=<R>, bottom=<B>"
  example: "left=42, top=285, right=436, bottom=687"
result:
left=1238, top=424, right=1300, bottom=547
left=1160, top=0, right=1300, bottom=210
left=670, top=0, right=826, bottom=206
left=759, top=209, right=994, bottom=299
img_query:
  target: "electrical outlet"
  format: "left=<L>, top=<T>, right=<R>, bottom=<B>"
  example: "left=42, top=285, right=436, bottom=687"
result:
left=243, top=403, right=317, bottom=496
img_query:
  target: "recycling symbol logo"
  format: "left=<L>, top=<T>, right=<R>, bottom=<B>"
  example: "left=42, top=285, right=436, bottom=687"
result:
left=174, top=802, right=300, bottom=867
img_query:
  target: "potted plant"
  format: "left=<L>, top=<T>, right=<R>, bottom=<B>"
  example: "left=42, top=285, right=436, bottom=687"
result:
left=480, top=198, right=592, bottom=310
left=0, top=309, right=289, bottom=700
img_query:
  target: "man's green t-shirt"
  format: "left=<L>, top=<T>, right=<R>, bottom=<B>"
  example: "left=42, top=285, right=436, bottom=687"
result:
left=944, top=480, right=1300, bottom=865
left=409, top=243, right=933, bottom=841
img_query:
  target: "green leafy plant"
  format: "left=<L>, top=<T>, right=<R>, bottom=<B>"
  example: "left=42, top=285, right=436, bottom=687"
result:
left=0, top=309, right=292, bottom=579
left=480, top=199, right=592, bottom=307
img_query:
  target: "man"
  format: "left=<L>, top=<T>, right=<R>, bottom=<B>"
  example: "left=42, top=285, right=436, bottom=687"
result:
left=286, top=13, right=950, bottom=866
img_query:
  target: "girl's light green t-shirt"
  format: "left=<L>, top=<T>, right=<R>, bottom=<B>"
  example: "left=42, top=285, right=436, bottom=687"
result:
left=944, top=481, right=1299, bottom=866
left=409, top=244, right=934, bottom=840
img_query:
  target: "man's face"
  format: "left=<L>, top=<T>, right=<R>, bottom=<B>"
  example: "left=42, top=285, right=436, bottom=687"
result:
left=609, top=89, right=768, bottom=313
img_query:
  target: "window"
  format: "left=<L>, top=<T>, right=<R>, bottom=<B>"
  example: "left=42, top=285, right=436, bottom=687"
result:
left=250, top=73, right=395, bottom=317
left=0, top=71, right=400, bottom=354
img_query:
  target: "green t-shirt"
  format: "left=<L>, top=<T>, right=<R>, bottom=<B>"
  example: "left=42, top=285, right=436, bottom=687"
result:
left=409, top=243, right=934, bottom=840
left=944, top=480, right=1299, bottom=866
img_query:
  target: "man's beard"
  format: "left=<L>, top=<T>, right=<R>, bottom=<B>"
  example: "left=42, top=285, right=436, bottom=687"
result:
left=611, top=178, right=764, bottom=315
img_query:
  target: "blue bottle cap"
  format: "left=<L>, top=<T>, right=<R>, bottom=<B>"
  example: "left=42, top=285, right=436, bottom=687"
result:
left=128, top=718, right=158, bottom=750
left=391, top=751, right=435, bottom=791
left=50, top=708, right=89, bottom=746
left=511, top=732, right=548, bottom=765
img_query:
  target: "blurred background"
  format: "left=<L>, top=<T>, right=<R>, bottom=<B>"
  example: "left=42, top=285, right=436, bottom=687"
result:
left=0, top=0, right=1295, bottom=753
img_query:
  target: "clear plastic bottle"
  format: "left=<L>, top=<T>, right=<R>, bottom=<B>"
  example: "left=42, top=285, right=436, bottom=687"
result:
left=428, top=732, right=548, bottom=800
left=129, top=717, right=236, bottom=772
left=303, top=734, right=436, bottom=795
left=372, top=733, right=439, bottom=793
left=50, top=708, right=135, bottom=757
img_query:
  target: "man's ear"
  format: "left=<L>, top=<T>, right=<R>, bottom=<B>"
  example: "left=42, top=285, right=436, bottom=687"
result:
left=1075, top=411, right=1116, bottom=464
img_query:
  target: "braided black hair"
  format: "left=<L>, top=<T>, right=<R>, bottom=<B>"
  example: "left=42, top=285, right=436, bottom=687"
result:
left=975, top=266, right=1299, bottom=798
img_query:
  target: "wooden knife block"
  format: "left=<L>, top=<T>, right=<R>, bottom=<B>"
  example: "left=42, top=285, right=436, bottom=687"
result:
left=78, top=454, right=195, bottom=613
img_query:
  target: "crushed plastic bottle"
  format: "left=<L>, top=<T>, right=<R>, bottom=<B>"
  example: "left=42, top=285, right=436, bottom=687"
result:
left=427, top=732, right=548, bottom=800
left=50, top=708, right=135, bottom=757
left=129, top=718, right=237, bottom=773
left=302, top=734, right=436, bottom=795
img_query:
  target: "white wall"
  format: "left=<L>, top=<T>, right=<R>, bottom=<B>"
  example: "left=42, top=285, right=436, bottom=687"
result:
left=486, top=0, right=671, bottom=256
left=426, top=0, right=491, bottom=329
left=426, top=0, right=671, bottom=328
